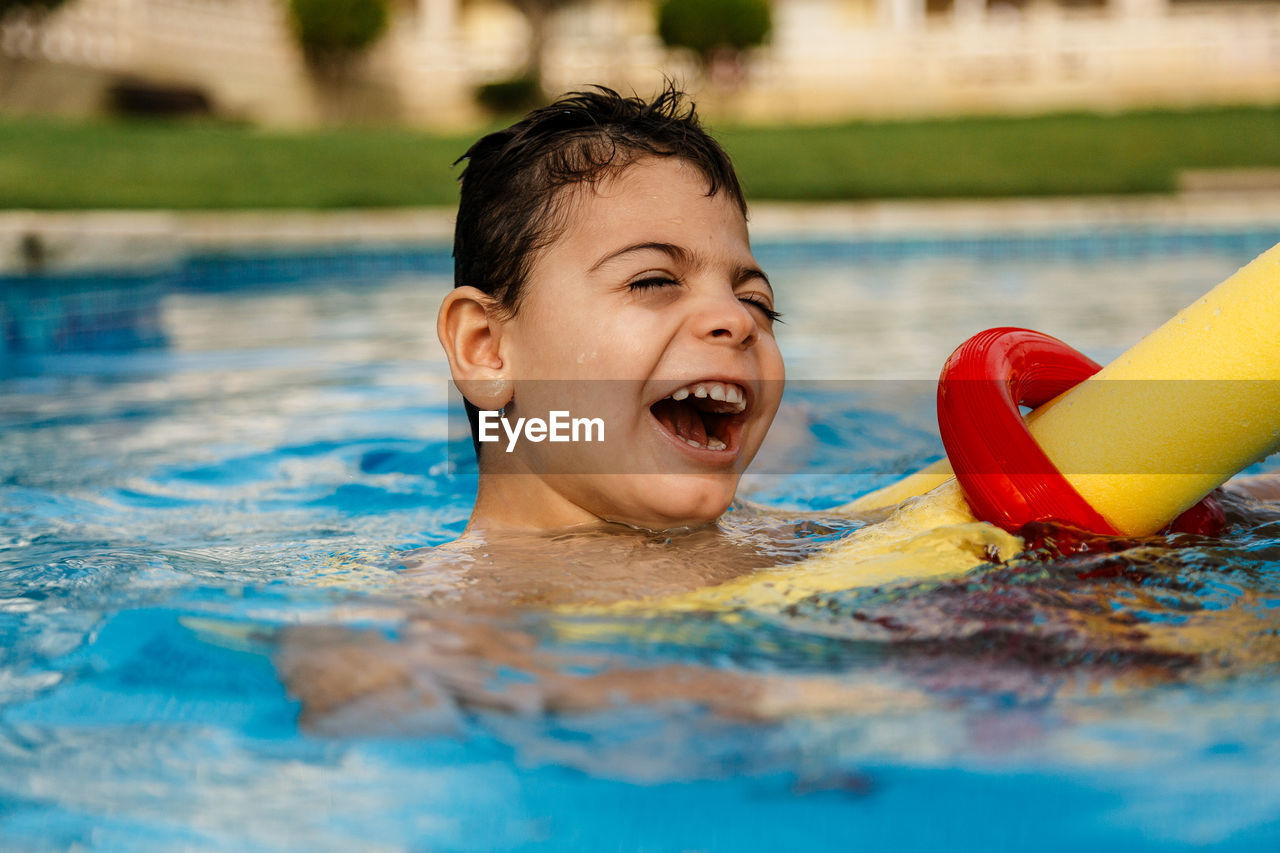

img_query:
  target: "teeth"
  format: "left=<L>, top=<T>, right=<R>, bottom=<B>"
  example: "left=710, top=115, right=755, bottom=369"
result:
left=666, top=382, right=748, bottom=412
left=685, top=439, right=702, bottom=448
left=707, top=437, right=727, bottom=450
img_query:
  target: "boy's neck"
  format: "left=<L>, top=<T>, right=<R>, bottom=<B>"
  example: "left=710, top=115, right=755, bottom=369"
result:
left=467, top=472, right=612, bottom=533
left=466, top=472, right=721, bottom=536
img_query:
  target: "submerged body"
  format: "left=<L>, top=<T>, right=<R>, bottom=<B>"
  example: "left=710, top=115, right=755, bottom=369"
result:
left=281, top=476, right=1280, bottom=735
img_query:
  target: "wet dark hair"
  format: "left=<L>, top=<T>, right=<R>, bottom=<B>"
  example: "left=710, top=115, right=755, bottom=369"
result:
left=452, top=84, right=747, bottom=457
left=453, top=83, right=745, bottom=313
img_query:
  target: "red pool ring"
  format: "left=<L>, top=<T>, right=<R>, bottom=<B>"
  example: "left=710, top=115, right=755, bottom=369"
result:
left=937, top=328, right=1224, bottom=538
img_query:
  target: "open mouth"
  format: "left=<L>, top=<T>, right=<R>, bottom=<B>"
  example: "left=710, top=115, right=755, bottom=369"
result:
left=649, top=381, right=749, bottom=453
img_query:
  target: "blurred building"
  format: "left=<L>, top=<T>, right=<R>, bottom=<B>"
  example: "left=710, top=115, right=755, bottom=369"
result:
left=1, top=0, right=1278, bottom=125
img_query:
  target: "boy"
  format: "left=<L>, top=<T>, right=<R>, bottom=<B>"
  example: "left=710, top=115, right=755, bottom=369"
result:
left=407, top=85, right=851, bottom=607
left=437, top=85, right=786, bottom=535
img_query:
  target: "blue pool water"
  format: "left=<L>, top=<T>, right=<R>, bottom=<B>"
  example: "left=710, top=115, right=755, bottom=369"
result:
left=3, top=227, right=1280, bottom=851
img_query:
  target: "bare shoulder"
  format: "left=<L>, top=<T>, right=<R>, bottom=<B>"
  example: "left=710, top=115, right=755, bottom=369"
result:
left=391, top=511, right=861, bottom=609
left=394, top=539, right=482, bottom=603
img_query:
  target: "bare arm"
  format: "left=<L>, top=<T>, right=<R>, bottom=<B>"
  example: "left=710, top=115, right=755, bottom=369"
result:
left=275, top=616, right=927, bottom=733
left=1225, top=472, right=1280, bottom=503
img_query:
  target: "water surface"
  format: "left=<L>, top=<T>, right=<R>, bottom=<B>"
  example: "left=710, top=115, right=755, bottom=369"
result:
left=2, top=238, right=1279, bottom=850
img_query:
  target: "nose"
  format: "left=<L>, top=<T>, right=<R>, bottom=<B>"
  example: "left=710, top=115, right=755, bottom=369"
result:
left=691, top=287, right=757, bottom=347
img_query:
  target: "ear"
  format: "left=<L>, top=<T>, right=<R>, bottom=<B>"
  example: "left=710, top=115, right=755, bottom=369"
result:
left=437, top=286, right=513, bottom=410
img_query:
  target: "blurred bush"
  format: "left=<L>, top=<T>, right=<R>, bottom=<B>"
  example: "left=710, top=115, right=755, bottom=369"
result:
left=0, top=0, right=70, bottom=16
left=287, top=0, right=390, bottom=73
left=475, top=75, right=545, bottom=115
left=656, top=0, right=772, bottom=72
left=286, top=0, right=393, bottom=122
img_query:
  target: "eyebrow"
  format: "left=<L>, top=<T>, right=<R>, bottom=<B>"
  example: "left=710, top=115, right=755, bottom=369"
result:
left=736, top=266, right=774, bottom=299
left=589, top=241, right=774, bottom=297
left=588, top=241, right=693, bottom=273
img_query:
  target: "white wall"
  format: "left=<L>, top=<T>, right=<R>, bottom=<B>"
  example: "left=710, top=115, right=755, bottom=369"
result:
left=3, top=0, right=1280, bottom=125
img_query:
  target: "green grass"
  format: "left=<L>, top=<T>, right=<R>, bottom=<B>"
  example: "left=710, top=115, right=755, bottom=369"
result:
left=718, top=107, right=1280, bottom=200
left=2, top=106, right=1280, bottom=209
left=0, top=120, right=476, bottom=209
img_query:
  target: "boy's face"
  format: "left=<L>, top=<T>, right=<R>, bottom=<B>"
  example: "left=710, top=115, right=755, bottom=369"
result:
left=486, top=156, right=784, bottom=530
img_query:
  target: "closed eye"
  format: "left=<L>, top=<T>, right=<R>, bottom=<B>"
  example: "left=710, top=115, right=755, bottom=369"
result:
left=627, top=275, right=682, bottom=291
left=628, top=275, right=781, bottom=321
left=739, top=295, right=783, bottom=323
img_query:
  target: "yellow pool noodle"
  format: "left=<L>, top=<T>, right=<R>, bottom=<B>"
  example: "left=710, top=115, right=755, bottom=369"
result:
left=843, top=458, right=954, bottom=513
left=846, top=242, right=1280, bottom=535
left=1029, top=243, right=1280, bottom=534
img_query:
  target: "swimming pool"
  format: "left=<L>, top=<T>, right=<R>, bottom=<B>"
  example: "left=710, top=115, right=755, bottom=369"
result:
left=3, top=224, right=1280, bottom=850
